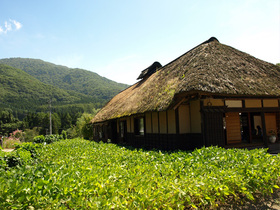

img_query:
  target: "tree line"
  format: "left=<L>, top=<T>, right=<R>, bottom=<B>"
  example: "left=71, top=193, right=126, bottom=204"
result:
left=0, top=108, right=98, bottom=141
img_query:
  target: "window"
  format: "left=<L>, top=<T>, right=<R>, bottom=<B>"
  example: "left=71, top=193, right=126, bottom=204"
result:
left=120, top=121, right=125, bottom=138
left=98, top=125, right=104, bottom=138
left=134, top=117, right=144, bottom=136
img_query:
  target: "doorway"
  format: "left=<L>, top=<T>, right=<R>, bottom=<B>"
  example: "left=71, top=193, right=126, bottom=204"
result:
left=120, top=120, right=127, bottom=143
left=225, top=112, right=242, bottom=144
left=265, top=113, right=277, bottom=137
left=225, top=112, right=265, bottom=145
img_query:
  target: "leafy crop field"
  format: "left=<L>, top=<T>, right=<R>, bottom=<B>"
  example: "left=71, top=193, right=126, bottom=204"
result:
left=0, top=138, right=280, bottom=209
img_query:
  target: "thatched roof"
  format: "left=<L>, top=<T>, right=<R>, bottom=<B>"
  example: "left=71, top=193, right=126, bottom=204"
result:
left=92, top=37, right=280, bottom=123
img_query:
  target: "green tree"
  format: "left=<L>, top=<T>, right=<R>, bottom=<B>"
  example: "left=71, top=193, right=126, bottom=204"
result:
left=61, top=113, right=72, bottom=130
left=74, top=108, right=99, bottom=139
left=50, top=113, right=61, bottom=134
left=0, top=108, right=22, bottom=136
left=76, top=113, right=93, bottom=139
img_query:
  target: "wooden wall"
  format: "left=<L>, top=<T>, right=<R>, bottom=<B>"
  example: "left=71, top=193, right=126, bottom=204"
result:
left=111, top=99, right=203, bottom=150
left=178, top=105, right=190, bottom=133
left=93, top=97, right=279, bottom=150
left=190, top=100, right=201, bottom=133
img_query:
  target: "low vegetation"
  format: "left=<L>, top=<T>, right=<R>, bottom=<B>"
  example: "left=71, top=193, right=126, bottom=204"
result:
left=0, top=138, right=279, bottom=209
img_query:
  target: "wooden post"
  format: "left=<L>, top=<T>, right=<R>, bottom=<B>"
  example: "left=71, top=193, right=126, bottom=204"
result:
left=261, top=112, right=268, bottom=147
left=175, top=108, right=179, bottom=135
left=200, top=100, right=206, bottom=147
left=175, top=108, right=180, bottom=150
left=248, top=113, right=252, bottom=143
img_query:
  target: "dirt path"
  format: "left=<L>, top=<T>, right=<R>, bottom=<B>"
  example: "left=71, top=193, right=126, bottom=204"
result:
left=219, top=190, right=280, bottom=210
left=2, top=149, right=14, bottom=152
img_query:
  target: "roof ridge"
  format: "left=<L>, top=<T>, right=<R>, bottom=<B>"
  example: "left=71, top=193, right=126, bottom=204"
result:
left=160, top=37, right=219, bottom=69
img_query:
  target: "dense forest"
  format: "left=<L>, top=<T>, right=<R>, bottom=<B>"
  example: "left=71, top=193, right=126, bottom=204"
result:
left=0, top=58, right=129, bottom=138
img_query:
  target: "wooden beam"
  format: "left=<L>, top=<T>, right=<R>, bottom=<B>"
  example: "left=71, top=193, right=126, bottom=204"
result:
left=173, top=97, right=189, bottom=110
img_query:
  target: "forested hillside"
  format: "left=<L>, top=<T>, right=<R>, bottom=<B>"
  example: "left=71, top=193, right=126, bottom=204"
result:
left=0, top=64, right=83, bottom=111
left=0, top=58, right=129, bottom=136
left=0, top=58, right=128, bottom=102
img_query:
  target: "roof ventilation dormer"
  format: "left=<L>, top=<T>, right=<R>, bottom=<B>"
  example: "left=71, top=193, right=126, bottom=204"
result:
left=203, top=37, right=219, bottom=44
left=137, top=61, right=162, bottom=80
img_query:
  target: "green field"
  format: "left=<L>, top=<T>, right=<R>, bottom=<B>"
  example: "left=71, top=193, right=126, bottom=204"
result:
left=0, top=138, right=279, bottom=209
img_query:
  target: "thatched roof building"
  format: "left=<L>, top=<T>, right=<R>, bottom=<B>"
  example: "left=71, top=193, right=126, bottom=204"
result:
left=92, top=37, right=280, bottom=124
left=92, top=37, right=280, bottom=151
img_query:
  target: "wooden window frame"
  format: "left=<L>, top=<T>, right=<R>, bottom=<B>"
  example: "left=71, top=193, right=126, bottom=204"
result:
left=134, top=117, right=145, bottom=136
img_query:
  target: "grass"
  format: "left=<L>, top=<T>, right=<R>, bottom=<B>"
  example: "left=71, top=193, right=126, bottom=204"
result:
left=0, top=138, right=279, bottom=209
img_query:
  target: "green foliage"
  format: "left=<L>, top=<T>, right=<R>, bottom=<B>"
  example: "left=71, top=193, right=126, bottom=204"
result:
left=15, top=142, right=42, bottom=158
left=2, top=137, right=21, bottom=149
left=33, top=135, right=45, bottom=144
left=66, top=108, right=99, bottom=139
left=33, top=134, right=63, bottom=144
left=0, top=64, right=81, bottom=112
left=0, top=108, right=23, bottom=136
left=0, top=58, right=128, bottom=136
left=23, top=127, right=40, bottom=142
left=61, top=130, right=67, bottom=140
left=66, top=125, right=79, bottom=139
left=0, top=148, right=32, bottom=169
left=0, top=139, right=279, bottom=209
left=50, top=113, right=61, bottom=134
left=44, top=135, right=63, bottom=144
left=75, top=113, right=94, bottom=139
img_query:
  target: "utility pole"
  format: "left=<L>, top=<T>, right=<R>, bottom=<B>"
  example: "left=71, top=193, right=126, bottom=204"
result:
left=49, top=99, right=52, bottom=135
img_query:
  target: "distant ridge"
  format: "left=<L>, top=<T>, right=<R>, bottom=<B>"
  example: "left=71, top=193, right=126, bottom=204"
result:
left=0, top=58, right=129, bottom=113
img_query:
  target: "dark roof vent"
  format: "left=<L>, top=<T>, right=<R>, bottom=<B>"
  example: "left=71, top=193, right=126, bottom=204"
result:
left=137, top=61, right=162, bottom=80
left=203, top=37, right=219, bottom=44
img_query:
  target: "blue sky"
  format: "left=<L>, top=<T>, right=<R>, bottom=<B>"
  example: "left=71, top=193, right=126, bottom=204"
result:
left=0, top=0, right=279, bottom=85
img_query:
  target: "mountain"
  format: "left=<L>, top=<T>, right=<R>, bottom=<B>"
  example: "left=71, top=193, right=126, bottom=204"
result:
left=0, top=58, right=129, bottom=114
left=0, top=58, right=128, bottom=102
left=0, top=64, right=80, bottom=110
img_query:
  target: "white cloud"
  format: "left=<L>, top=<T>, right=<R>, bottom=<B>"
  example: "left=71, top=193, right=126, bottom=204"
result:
left=10, top=19, right=23, bottom=30
left=0, top=19, right=23, bottom=34
left=4, top=21, right=12, bottom=32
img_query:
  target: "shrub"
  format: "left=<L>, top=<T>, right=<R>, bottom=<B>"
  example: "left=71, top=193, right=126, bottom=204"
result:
left=23, top=127, right=40, bottom=142
left=33, top=134, right=63, bottom=144
left=15, top=142, right=42, bottom=158
left=0, top=149, right=32, bottom=169
left=33, top=135, right=45, bottom=144
left=1, top=139, right=279, bottom=209
left=2, top=137, right=21, bottom=149
left=45, top=134, right=63, bottom=144
left=11, top=129, right=24, bottom=141
left=0, top=151, right=7, bottom=169
left=61, top=130, right=67, bottom=140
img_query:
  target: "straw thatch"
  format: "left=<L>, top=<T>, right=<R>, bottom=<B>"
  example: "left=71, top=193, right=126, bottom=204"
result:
left=92, top=37, right=280, bottom=123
